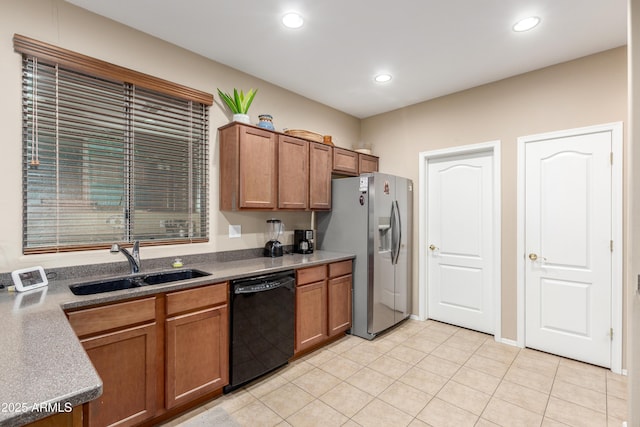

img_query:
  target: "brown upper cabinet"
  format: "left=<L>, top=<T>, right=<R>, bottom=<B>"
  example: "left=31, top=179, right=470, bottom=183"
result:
left=332, top=147, right=359, bottom=176
left=332, top=147, right=380, bottom=176
left=309, top=142, right=332, bottom=210
left=278, top=135, right=310, bottom=209
left=219, top=124, right=277, bottom=210
left=219, top=123, right=377, bottom=211
left=358, top=153, right=379, bottom=174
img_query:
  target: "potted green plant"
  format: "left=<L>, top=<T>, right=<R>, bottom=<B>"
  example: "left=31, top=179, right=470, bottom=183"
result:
left=217, top=88, right=258, bottom=124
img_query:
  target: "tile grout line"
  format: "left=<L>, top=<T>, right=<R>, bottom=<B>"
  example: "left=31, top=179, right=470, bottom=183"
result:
left=473, top=336, right=521, bottom=427
left=539, top=353, right=561, bottom=426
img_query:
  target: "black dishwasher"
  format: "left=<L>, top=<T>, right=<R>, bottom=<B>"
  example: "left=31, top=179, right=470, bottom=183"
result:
left=224, top=270, right=295, bottom=393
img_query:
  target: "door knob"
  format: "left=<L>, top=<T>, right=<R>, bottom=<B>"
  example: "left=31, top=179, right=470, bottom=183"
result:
left=529, top=253, right=538, bottom=261
left=429, top=244, right=437, bottom=251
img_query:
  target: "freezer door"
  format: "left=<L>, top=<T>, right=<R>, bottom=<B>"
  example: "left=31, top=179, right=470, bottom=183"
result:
left=369, top=173, right=398, bottom=335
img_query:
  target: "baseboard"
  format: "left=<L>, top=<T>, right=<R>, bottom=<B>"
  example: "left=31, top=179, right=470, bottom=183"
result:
left=499, top=337, right=520, bottom=347
left=409, top=314, right=423, bottom=321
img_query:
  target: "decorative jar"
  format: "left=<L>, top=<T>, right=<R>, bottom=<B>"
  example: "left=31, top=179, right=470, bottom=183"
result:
left=257, top=114, right=275, bottom=131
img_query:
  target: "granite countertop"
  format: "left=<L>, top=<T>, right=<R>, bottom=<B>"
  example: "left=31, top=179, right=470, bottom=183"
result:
left=0, top=250, right=354, bottom=426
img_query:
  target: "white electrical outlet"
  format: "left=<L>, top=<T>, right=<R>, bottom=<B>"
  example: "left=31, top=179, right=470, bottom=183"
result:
left=229, top=225, right=241, bottom=238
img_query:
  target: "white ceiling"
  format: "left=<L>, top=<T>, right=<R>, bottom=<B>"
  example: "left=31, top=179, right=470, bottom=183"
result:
left=65, top=0, right=627, bottom=119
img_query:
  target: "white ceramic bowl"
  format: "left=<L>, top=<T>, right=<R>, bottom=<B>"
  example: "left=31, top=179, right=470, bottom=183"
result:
left=354, top=148, right=372, bottom=155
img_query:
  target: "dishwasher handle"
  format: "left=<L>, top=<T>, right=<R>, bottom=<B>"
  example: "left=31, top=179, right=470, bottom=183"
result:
left=232, top=272, right=295, bottom=294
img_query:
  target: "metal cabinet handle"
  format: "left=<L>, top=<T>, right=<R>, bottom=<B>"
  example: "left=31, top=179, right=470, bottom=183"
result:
left=529, top=253, right=538, bottom=261
left=429, top=244, right=437, bottom=251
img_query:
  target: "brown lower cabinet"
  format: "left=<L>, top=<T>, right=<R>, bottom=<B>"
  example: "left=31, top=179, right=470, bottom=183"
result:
left=296, top=278, right=329, bottom=352
left=61, top=260, right=351, bottom=426
left=81, top=323, right=157, bottom=427
left=67, top=297, right=157, bottom=427
left=328, top=261, right=353, bottom=337
left=25, top=406, right=82, bottom=427
left=295, top=260, right=352, bottom=354
left=65, top=282, right=229, bottom=427
left=165, top=284, right=228, bottom=409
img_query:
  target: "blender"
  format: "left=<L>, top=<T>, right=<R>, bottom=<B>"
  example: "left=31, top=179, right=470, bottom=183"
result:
left=264, top=218, right=284, bottom=257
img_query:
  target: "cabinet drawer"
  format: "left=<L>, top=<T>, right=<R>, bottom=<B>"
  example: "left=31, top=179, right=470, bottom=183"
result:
left=67, top=297, right=156, bottom=337
left=333, top=147, right=358, bottom=175
left=166, top=282, right=228, bottom=316
left=297, top=265, right=327, bottom=286
left=329, top=260, right=352, bottom=278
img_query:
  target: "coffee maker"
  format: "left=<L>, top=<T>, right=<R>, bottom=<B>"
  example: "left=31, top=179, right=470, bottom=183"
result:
left=294, top=229, right=314, bottom=254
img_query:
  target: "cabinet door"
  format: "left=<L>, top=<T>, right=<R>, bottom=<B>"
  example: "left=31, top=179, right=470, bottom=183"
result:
left=165, top=305, right=229, bottom=409
left=332, top=147, right=358, bottom=176
left=81, top=323, right=157, bottom=427
left=328, top=274, right=352, bottom=336
left=278, top=136, right=309, bottom=209
left=239, top=126, right=277, bottom=208
left=295, top=281, right=328, bottom=353
left=309, top=143, right=332, bottom=210
left=358, top=154, right=379, bottom=174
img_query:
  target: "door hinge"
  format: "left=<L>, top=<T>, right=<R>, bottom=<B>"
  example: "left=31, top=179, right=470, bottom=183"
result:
left=610, top=327, right=614, bottom=341
left=610, top=152, right=614, bottom=165
left=610, top=240, right=614, bottom=252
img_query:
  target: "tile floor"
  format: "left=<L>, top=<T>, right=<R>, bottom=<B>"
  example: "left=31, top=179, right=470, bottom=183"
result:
left=161, top=319, right=628, bottom=427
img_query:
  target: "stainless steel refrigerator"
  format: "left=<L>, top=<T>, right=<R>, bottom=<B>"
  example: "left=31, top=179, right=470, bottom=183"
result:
left=317, top=172, right=412, bottom=340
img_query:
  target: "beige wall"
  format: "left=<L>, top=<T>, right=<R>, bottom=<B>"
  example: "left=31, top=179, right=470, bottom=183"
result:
left=0, top=0, right=360, bottom=272
left=628, top=0, right=639, bottom=423
left=361, top=47, right=628, bottom=341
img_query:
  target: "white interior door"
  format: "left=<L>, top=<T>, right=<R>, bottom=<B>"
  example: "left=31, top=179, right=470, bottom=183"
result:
left=427, top=151, right=494, bottom=334
left=524, top=130, right=612, bottom=367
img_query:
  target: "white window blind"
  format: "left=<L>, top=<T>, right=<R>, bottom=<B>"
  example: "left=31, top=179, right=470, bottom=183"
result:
left=21, top=55, right=210, bottom=253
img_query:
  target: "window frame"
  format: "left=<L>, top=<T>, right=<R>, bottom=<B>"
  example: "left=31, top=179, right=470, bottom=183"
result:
left=15, top=34, right=213, bottom=254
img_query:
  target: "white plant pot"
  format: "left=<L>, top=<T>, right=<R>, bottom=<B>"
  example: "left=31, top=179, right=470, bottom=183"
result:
left=233, top=114, right=251, bottom=124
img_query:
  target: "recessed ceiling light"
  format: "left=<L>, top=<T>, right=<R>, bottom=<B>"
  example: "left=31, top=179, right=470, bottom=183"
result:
left=282, top=12, right=304, bottom=29
left=374, top=74, right=392, bottom=83
left=513, top=16, right=541, bottom=32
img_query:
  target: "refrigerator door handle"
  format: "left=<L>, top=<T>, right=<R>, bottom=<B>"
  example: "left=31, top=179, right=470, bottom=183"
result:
left=390, top=202, right=397, bottom=264
left=395, top=200, right=402, bottom=263
left=391, top=200, right=402, bottom=265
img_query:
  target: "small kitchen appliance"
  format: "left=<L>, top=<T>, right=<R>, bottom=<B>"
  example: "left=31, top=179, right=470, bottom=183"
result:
left=264, top=218, right=284, bottom=257
left=293, top=229, right=314, bottom=254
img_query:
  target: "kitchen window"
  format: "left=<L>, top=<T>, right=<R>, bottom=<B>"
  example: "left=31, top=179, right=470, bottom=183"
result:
left=15, top=35, right=212, bottom=254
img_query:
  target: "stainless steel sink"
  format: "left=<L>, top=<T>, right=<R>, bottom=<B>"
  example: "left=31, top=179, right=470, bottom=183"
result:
left=69, top=269, right=211, bottom=295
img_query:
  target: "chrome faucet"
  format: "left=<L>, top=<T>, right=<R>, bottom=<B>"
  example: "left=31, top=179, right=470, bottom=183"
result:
left=110, top=241, right=141, bottom=274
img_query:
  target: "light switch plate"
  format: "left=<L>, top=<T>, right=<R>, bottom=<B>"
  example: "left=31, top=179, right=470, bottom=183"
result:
left=229, top=225, right=241, bottom=238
